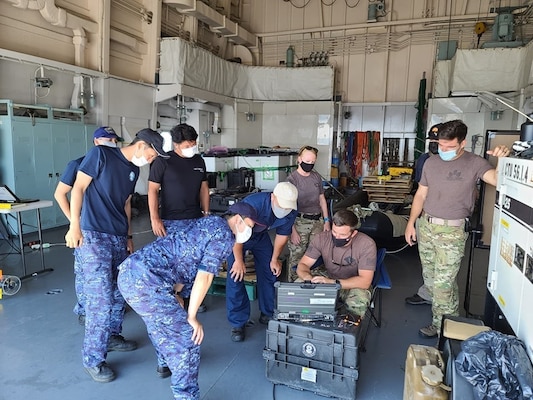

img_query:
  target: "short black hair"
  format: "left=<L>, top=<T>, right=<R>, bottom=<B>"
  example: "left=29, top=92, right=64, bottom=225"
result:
left=438, top=120, right=467, bottom=142
left=332, top=209, right=360, bottom=231
left=170, top=123, right=198, bottom=144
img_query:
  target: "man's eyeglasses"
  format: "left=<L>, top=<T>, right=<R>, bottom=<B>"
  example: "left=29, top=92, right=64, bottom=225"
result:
left=299, top=145, right=318, bottom=155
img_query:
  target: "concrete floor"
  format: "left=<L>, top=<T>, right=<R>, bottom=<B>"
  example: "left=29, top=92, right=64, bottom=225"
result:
left=0, top=211, right=491, bottom=400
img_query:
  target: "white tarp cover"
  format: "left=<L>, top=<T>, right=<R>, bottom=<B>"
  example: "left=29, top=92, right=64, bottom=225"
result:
left=433, top=60, right=453, bottom=98
left=452, top=47, right=526, bottom=92
left=434, top=41, right=533, bottom=96
left=159, top=38, right=334, bottom=101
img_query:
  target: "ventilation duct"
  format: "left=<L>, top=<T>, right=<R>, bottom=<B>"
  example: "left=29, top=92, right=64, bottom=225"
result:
left=163, top=0, right=257, bottom=47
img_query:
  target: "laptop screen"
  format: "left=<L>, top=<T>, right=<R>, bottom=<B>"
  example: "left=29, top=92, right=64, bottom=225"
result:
left=274, top=282, right=339, bottom=321
left=0, top=185, right=19, bottom=203
left=0, top=185, right=39, bottom=203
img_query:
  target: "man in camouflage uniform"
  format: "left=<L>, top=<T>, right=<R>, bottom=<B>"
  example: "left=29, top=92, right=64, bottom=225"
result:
left=405, top=123, right=442, bottom=306
left=405, top=120, right=510, bottom=338
left=287, top=145, right=330, bottom=282
left=65, top=129, right=169, bottom=383
left=296, top=209, right=376, bottom=317
left=288, top=217, right=325, bottom=281
left=118, top=202, right=260, bottom=399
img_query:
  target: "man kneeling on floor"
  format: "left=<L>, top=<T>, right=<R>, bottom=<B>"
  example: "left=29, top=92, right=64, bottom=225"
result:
left=117, top=202, right=260, bottom=400
left=296, top=209, right=376, bottom=317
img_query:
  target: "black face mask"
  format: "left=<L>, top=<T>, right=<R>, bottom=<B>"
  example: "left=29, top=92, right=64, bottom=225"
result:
left=300, top=161, right=314, bottom=173
left=331, top=233, right=351, bottom=247
left=428, top=142, right=439, bottom=155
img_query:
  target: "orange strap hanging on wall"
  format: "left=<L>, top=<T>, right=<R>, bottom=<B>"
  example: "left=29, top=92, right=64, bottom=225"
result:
left=342, top=131, right=381, bottom=179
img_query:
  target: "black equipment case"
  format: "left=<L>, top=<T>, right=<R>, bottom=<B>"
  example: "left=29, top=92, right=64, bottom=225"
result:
left=263, top=319, right=359, bottom=400
left=227, top=167, right=255, bottom=190
left=209, top=192, right=249, bottom=213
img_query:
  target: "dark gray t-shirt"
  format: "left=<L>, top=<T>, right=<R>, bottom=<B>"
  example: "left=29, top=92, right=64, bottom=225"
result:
left=420, top=151, right=492, bottom=220
left=305, top=231, right=377, bottom=279
left=287, top=170, right=324, bottom=214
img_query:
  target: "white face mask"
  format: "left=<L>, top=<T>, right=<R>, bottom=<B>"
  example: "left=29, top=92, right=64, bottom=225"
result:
left=272, top=203, right=291, bottom=219
left=99, top=141, right=117, bottom=148
left=181, top=145, right=198, bottom=158
left=131, top=155, right=149, bottom=167
left=235, top=216, right=253, bottom=243
left=131, top=148, right=149, bottom=167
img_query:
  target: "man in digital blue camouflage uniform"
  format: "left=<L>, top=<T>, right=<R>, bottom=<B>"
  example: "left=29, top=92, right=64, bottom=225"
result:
left=117, top=202, right=261, bottom=400
left=54, top=126, right=124, bottom=325
left=65, top=128, right=169, bottom=383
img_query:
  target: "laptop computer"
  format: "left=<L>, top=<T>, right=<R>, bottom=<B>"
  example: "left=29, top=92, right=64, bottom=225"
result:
left=0, top=185, right=39, bottom=204
left=273, top=281, right=340, bottom=322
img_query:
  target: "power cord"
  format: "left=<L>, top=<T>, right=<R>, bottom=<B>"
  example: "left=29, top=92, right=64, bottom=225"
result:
left=386, top=243, right=410, bottom=254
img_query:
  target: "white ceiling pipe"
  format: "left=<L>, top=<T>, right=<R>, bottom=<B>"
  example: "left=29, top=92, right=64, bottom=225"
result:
left=5, top=0, right=98, bottom=68
left=257, top=12, right=497, bottom=37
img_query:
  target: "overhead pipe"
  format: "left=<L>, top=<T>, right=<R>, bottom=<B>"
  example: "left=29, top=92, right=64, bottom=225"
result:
left=257, top=12, right=498, bottom=37
left=6, top=0, right=97, bottom=68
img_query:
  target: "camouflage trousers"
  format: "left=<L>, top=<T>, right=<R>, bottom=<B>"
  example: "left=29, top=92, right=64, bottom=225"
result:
left=73, top=248, right=85, bottom=316
left=287, top=216, right=324, bottom=282
left=418, top=216, right=468, bottom=330
left=118, top=265, right=200, bottom=400
left=296, top=265, right=371, bottom=317
left=78, top=230, right=129, bottom=368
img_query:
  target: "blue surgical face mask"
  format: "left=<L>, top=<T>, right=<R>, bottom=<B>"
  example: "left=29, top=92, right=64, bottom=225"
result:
left=438, top=148, right=457, bottom=161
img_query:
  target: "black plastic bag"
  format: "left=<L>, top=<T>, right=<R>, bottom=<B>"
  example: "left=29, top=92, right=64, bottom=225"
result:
left=455, top=330, right=533, bottom=400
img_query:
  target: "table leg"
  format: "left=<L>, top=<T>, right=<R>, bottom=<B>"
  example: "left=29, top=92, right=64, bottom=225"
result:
left=16, top=211, right=26, bottom=277
left=20, top=208, right=54, bottom=281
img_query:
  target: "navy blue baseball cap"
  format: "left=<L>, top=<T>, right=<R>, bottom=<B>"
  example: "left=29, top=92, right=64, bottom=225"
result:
left=93, top=126, right=123, bottom=141
left=227, top=202, right=265, bottom=227
left=135, top=128, right=170, bottom=158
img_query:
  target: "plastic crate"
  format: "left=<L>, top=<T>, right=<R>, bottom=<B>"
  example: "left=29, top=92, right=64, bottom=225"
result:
left=263, top=320, right=359, bottom=400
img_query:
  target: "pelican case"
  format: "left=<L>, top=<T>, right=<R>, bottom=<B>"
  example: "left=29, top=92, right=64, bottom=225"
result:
left=227, top=167, right=255, bottom=190
left=263, top=319, right=359, bottom=400
left=209, top=192, right=249, bottom=213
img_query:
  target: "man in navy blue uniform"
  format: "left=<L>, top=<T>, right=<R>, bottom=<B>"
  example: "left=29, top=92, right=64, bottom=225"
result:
left=226, top=181, right=298, bottom=342
left=65, top=128, right=169, bottom=383
left=117, top=202, right=260, bottom=400
left=54, top=126, right=123, bottom=325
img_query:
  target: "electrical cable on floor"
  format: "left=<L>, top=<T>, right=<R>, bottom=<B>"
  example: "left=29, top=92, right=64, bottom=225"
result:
left=386, top=243, right=410, bottom=254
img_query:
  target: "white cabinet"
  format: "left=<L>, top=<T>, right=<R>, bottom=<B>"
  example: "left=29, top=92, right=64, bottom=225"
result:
left=0, top=101, right=93, bottom=232
left=237, top=154, right=295, bottom=191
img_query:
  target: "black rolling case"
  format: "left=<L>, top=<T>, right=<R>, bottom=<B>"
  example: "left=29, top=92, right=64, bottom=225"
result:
left=263, top=319, right=359, bottom=400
